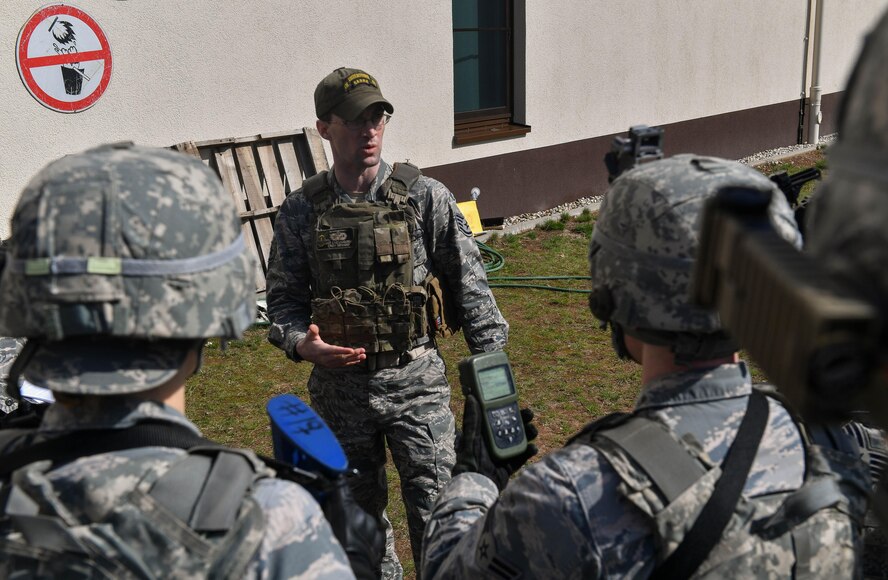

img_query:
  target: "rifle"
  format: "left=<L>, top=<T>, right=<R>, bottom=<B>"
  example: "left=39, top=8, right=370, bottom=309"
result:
left=604, top=125, right=664, bottom=183
left=768, top=167, right=822, bottom=235
left=690, top=185, right=888, bottom=526
left=266, top=394, right=383, bottom=579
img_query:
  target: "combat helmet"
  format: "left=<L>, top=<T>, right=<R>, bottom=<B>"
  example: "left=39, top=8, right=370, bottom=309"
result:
left=588, top=154, right=801, bottom=362
left=0, top=142, right=256, bottom=395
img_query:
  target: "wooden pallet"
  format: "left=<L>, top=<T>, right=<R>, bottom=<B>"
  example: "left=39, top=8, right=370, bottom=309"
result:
left=172, top=127, right=329, bottom=293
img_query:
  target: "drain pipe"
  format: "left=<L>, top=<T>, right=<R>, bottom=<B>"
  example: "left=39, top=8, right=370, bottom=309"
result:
left=797, top=0, right=815, bottom=144
left=808, top=0, right=824, bottom=144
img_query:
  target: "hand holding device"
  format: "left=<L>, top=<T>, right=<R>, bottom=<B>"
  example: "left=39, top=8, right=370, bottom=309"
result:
left=453, top=352, right=538, bottom=490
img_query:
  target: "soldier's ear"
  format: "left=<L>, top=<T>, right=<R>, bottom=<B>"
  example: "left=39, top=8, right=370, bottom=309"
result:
left=316, top=119, right=331, bottom=141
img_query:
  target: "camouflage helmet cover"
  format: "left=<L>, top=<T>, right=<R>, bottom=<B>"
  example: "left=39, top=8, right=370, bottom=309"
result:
left=0, top=143, right=256, bottom=394
left=589, top=154, right=802, bottom=336
left=806, top=8, right=888, bottom=345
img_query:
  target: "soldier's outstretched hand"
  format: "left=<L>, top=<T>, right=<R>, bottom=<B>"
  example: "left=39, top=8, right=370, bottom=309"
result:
left=297, top=324, right=367, bottom=368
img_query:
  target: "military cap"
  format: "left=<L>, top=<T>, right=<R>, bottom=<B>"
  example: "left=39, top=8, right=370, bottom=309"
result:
left=315, top=67, right=394, bottom=121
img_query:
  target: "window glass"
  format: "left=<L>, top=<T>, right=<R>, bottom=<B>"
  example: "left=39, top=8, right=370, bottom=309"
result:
left=453, top=0, right=507, bottom=29
left=454, top=30, right=508, bottom=113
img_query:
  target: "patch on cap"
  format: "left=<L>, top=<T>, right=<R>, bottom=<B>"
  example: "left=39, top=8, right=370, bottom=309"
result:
left=343, top=72, right=379, bottom=92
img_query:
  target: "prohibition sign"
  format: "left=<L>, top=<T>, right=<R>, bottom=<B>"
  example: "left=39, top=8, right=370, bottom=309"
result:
left=16, top=4, right=112, bottom=113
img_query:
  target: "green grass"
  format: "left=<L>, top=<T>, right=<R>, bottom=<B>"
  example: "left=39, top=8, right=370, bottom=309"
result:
left=186, top=149, right=824, bottom=578
left=537, top=219, right=565, bottom=231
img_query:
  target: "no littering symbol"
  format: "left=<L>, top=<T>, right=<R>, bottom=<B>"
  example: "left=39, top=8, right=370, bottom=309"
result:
left=16, top=4, right=113, bottom=113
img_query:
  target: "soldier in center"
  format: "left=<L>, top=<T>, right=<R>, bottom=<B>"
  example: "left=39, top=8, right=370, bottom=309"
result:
left=266, top=67, right=508, bottom=578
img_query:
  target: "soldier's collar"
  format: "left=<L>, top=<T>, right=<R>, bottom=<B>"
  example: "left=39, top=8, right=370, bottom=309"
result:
left=634, top=362, right=752, bottom=410
left=330, top=160, right=391, bottom=202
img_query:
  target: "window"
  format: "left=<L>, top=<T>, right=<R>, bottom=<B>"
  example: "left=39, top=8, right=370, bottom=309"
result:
left=453, top=0, right=529, bottom=145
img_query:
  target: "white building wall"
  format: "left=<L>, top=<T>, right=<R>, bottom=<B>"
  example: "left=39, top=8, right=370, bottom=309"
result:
left=1, top=1, right=886, bottom=235
left=819, top=0, right=885, bottom=89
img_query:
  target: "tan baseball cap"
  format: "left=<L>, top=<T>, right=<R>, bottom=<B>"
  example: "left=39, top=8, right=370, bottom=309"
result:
left=314, top=67, right=394, bottom=121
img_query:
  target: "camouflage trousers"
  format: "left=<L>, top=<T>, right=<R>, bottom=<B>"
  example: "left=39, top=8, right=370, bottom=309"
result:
left=308, top=350, right=456, bottom=579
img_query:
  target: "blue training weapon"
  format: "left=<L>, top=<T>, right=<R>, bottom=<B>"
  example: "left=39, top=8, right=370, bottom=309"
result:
left=266, top=393, right=350, bottom=502
left=267, top=393, right=349, bottom=479
left=266, top=394, right=383, bottom=578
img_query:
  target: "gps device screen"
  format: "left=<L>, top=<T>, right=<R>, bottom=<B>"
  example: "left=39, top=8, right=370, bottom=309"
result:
left=477, top=365, right=514, bottom=401
left=458, top=351, right=527, bottom=460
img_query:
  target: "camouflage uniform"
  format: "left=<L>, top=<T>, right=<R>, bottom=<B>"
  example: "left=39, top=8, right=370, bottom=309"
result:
left=423, top=155, right=869, bottom=578
left=0, top=337, right=24, bottom=416
left=805, top=9, right=888, bottom=577
left=423, top=363, right=869, bottom=578
left=0, top=399, right=355, bottom=579
left=0, top=143, right=356, bottom=578
left=267, top=159, right=508, bottom=576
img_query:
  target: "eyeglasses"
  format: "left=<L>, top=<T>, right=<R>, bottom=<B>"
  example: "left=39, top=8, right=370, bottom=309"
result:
left=331, top=113, right=392, bottom=131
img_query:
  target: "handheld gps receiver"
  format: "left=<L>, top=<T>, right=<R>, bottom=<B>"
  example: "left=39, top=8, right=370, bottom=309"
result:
left=458, top=351, right=528, bottom=460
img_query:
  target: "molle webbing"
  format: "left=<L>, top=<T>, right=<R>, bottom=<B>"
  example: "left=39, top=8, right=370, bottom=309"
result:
left=304, top=171, right=336, bottom=214
left=381, top=162, right=421, bottom=205
left=308, top=163, right=428, bottom=361
left=311, top=284, right=427, bottom=356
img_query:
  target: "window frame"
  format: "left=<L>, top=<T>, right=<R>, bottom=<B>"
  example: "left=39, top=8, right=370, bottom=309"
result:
left=452, top=0, right=530, bottom=145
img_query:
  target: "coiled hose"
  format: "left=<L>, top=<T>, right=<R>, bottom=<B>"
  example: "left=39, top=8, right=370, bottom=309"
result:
left=478, top=240, right=591, bottom=294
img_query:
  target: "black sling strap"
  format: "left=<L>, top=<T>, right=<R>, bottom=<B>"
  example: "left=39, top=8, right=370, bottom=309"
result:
left=0, top=420, right=320, bottom=491
left=0, top=420, right=215, bottom=477
left=649, top=389, right=770, bottom=580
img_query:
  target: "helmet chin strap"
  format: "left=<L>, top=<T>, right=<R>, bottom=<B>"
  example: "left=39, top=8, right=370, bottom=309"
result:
left=191, top=339, right=208, bottom=377
left=607, top=321, right=641, bottom=364
left=5, top=340, right=39, bottom=401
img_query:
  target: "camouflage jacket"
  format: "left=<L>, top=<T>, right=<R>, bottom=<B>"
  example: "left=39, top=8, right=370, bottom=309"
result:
left=266, top=160, right=508, bottom=362
left=0, top=399, right=355, bottom=579
left=422, top=363, right=869, bottom=579
left=0, top=337, right=25, bottom=415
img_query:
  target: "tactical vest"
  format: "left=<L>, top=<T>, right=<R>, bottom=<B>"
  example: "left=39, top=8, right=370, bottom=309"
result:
left=304, top=163, right=430, bottom=363
left=568, top=389, right=868, bottom=578
left=0, top=427, right=266, bottom=579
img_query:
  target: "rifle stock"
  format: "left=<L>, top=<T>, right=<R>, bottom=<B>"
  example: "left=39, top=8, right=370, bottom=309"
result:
left=691, top=186, right=884, bottom=425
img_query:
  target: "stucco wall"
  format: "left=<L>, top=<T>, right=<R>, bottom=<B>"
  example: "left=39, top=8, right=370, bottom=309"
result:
left=1, top=1, right=886, bottom=235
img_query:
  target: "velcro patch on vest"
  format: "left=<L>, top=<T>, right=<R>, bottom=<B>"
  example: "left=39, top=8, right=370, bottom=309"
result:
left=316, top=228, right=355, bottom=250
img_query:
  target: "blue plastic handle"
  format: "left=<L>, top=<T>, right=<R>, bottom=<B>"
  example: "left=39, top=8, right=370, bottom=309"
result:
left=266, top=394, right=349, bottom=477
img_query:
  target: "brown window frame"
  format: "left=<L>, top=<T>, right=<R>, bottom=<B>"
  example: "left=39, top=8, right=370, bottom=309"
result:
left=453, top=0, right=530, bottom=145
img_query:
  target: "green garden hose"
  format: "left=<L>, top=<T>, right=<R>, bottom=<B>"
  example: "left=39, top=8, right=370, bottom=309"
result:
left=477, top=240, right=591, bottom=293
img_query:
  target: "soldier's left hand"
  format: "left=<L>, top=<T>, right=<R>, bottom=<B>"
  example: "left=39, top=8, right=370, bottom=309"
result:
left=452, top=394, right=539, bottom=491
left=297, top=324, right=366, bottom=368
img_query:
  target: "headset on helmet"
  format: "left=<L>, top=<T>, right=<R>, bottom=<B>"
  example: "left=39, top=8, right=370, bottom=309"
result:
left=589, top=154, right=802, bottom=364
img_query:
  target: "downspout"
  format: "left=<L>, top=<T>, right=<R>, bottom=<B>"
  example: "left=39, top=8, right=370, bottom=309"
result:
left=808, top=0, right=824, bottom=144
left=798, top=0, right=815, bottom=144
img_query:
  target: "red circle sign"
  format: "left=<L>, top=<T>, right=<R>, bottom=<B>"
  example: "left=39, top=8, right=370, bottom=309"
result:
left=16, top=4, right=112, bottom=113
